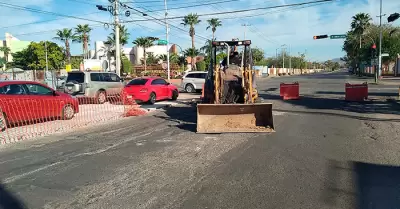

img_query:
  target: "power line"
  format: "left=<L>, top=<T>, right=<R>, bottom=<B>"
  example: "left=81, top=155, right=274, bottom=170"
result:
left=121, top=3, right=210, bottom=41
left=122, top=0, right=335, bottom=23
left=64, top=0, right=97, bottom=5
left=0, top=2, right=110, bottom=24
left=144, top=0, right=238, bottom=12
left=0, top=12, right=102, bottom=29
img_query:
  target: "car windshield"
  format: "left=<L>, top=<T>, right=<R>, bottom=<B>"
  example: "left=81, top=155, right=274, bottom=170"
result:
left=127, top=79, right=148, bottom=85
left=66, top=72, right=84, bottom=83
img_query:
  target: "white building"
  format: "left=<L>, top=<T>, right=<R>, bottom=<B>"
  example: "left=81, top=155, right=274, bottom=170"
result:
left=93, top=41, right=178, bottom=65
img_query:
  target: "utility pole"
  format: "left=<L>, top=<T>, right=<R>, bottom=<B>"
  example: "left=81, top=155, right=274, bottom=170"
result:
left=114, top=0, right=121, bottom=76
left=164, top=0, right=170, bottom=81
left=282, top=48, right=285, bottom=69
left=289, top=45, right=292, bottom=73
left=377, top=0, right=385, bottom=79
left=241, top=23, right=251, bottom=39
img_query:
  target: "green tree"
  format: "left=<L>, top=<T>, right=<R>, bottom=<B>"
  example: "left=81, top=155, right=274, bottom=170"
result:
left=71, top=56, right=83, bottom=69
left=74, top=24, right=92, bottom=59
left=251, top=47, right=264, bottom=64
left=216, top=52, right=227, bottom=63
left=0, top=46, right=11, bottom=70
left=133, top=36, right=155, bottom=71
left=146, top=53, right=158, bottom=65
left=53, top=28, right=76, bottom=64
left=10, top=41, right=64, bottom=70
left=184, top=48, right=200, bottom=70
left=121, top=54, right=133, bottom=75
left=196, top=60, right=206, bottom=71
left=181, top=13, right=201, bottom=69
left=206, top=18, right=222, bottom=40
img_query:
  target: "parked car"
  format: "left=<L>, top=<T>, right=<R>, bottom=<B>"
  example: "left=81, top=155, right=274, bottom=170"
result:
left=56, top=75, right=67, bottom=89
left=181, top=71, right=208, bottom=93
left=63, top=71, right=124, bottom=104
left=123, top=77, right=179, bottom=104
left=0, top=81, right=79, bottom=131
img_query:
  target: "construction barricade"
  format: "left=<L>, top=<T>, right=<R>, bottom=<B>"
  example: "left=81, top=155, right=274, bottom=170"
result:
left=280, top=82, right=300, bottom=100
left=0, top=90, right=147, bottom=145
left=345, top=82, right=368, bottom=101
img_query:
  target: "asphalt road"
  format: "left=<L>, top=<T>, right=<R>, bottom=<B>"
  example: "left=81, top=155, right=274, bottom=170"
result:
left=1, top=71, right=400, bottom=209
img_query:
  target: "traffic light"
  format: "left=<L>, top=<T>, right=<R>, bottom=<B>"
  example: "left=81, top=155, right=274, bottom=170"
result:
left=388, top=13, right=400, bottom=23
left=96, top=5, right=107, bottom=11
left=313, top=35, right=328, bottom=40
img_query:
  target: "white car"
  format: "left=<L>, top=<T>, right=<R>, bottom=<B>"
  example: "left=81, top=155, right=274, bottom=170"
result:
left=181, top=71, right=208, bottom=93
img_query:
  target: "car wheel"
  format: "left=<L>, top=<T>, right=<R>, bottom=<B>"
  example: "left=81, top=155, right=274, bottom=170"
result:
left=148, top=92, right=156, bottom=104
left=61, top=104, right=75, bottom=120
left=96, top=90, right=107, bottom=104
left=185, top=84, right=195, bottom=93
left=0, top=112, right=7, bottom=132
left=171, top=90, right=178, bottom=101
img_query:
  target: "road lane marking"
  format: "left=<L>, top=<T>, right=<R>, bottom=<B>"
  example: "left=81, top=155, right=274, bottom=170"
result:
left=3, top=162, right=62, bottom=184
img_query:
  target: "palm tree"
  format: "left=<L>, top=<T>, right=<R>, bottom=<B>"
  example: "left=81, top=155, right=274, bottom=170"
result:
left=350, top=13, right=371, bottom=75
left=0, top=46, right=11, bottom=70
left=184, top=48, right=200, bottom=70
left=206, top=18, right=222, bottom=40
left=159, top=53, right=179, bottom=64
left=351, top=13, right=372, bottom=35
left=133, top=37, right=155, bottom=71
left=106, top=25, right=130, bottom=47
left=74, top=24, right=92, bottom=59
left=54, top=28, right=76, bottom=64
left=181, top=13, right=201, bottom=69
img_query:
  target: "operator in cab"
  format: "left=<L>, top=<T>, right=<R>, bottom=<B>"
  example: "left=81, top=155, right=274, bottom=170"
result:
left=220, top=46, right=242, bottom=70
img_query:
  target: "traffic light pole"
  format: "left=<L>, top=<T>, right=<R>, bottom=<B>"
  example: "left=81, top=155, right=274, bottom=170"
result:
left=377, top=0, right=385, bottom=80
left=114, top=0, right=121, bottom=76
left=164, top=0, right=170, bottom=81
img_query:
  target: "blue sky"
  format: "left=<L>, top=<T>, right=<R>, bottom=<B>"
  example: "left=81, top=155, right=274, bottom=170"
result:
left=1, top=0, right=399, bottom=61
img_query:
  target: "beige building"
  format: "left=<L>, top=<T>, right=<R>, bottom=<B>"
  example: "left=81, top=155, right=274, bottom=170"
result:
left=1, top=33, right=31, bottom=65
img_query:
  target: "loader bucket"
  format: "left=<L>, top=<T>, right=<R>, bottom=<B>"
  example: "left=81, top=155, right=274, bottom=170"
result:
left=197, top=103, right=275, bottom=133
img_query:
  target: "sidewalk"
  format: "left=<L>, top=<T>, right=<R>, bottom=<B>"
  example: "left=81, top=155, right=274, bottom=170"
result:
left=350, top=74, right=400, bottom=86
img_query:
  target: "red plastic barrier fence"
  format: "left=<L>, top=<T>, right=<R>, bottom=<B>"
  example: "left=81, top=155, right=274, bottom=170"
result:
left=0, top=90, right=147, bottom=145
left=345, top=82, right=368, bottom=101
left=280, top=82, right=300, bottom=100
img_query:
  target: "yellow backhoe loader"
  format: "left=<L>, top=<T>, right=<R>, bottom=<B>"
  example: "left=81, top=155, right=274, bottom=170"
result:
left=197, top=40, right=275, bottom=133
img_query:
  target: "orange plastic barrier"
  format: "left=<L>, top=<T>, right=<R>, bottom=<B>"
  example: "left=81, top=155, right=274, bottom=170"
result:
left=280, top=82, right=300, bottom=100
left=345, top=82, right=368, bottom=101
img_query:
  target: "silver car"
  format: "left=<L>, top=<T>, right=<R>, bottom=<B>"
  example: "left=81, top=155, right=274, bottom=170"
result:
left=181, top=71, right=208, bottom=93
left=64, top=71, right=124, bottom=104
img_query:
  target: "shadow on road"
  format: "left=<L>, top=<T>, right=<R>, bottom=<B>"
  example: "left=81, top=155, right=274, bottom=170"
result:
left=316, top=91, right=399, bottom=98
left=0, top=184, right=26, bottom=209
left=153, top=105, right=197, bottom=132
left=259, top=93, right=400, bottom=116
left=323, top=160, right=400, bottom=209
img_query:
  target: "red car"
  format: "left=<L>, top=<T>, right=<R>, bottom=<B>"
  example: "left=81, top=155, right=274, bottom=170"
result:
left=0, top=81, right=79, bottom=131
left=123, top=77, right=179, bottom=104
